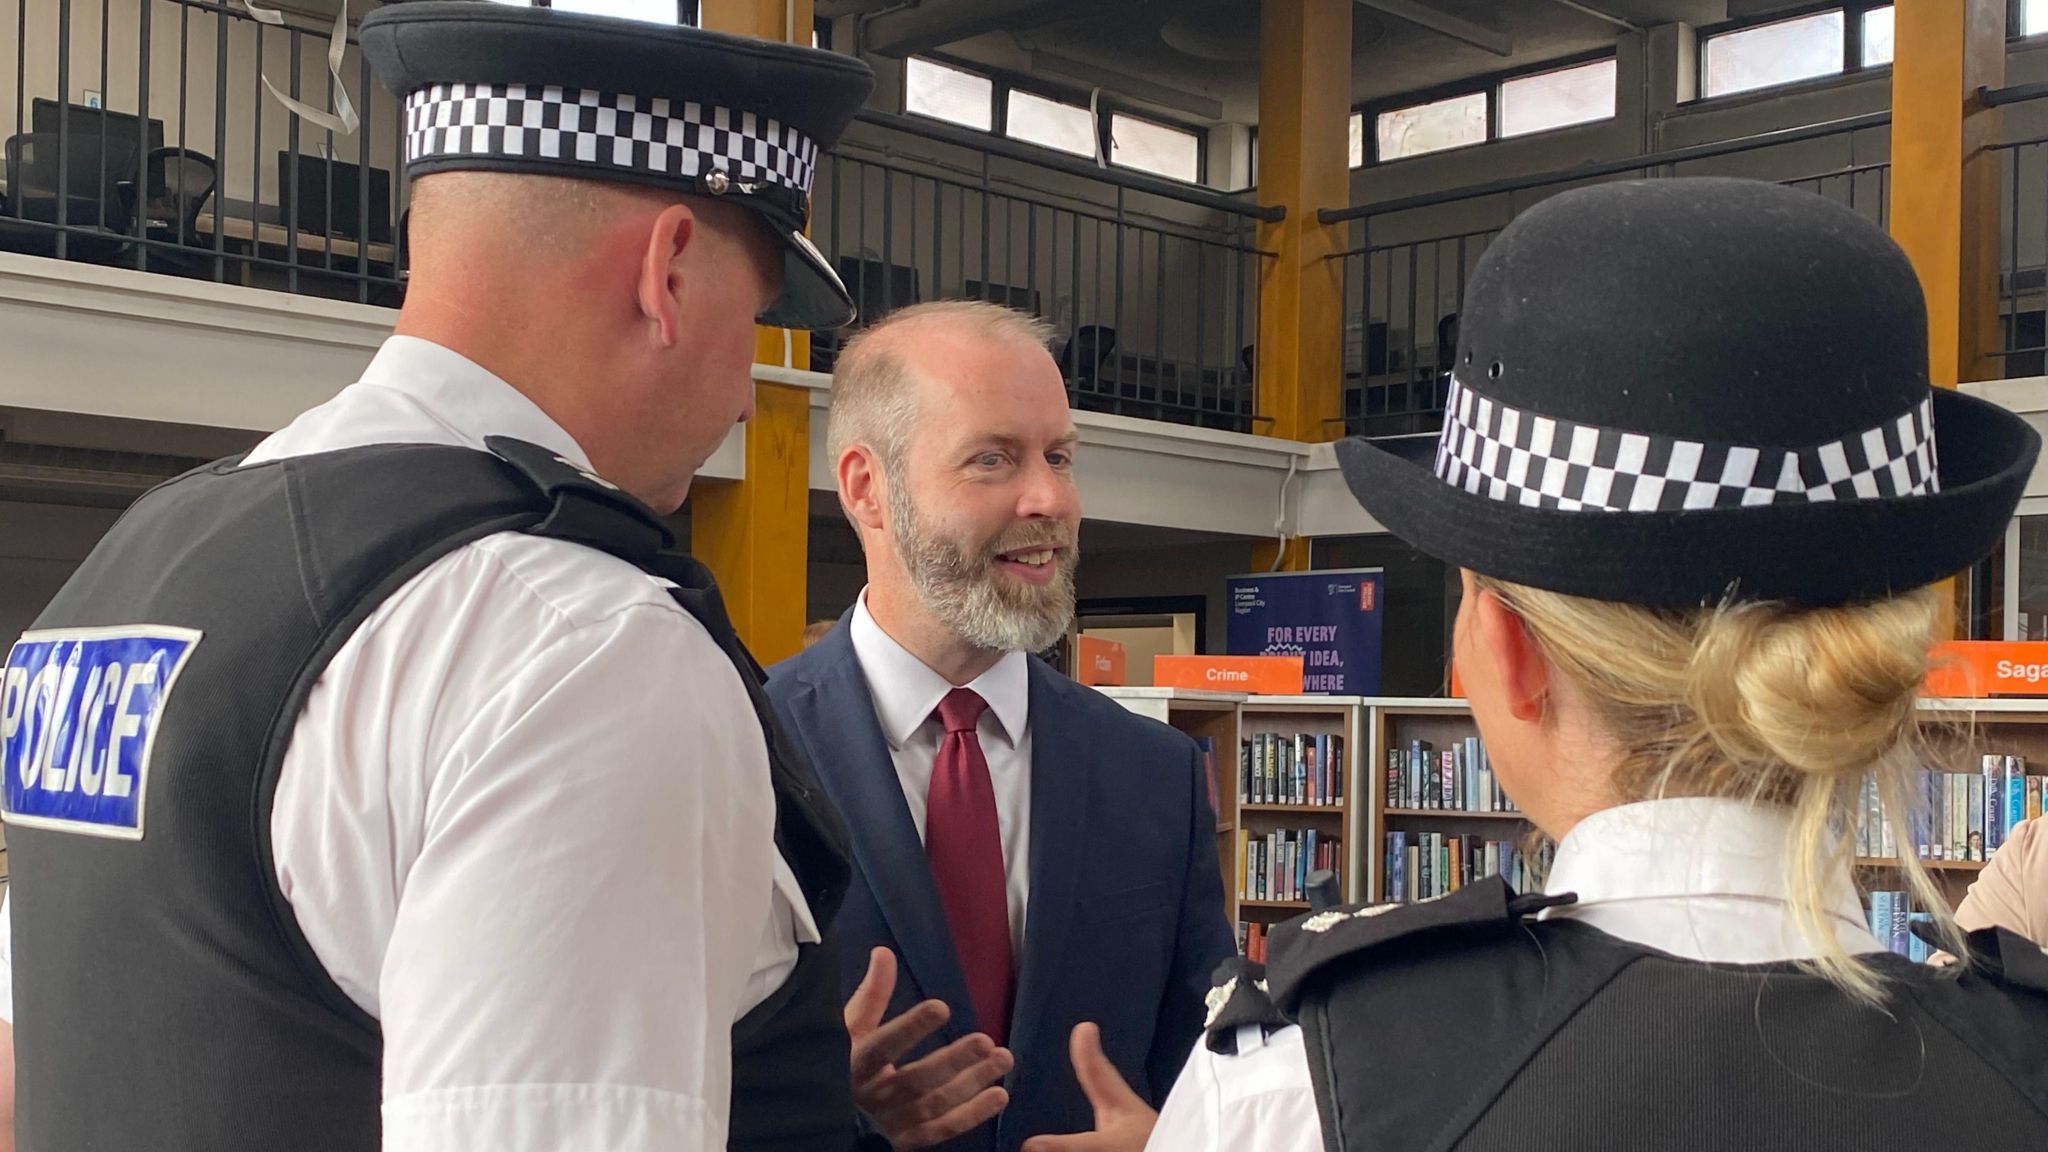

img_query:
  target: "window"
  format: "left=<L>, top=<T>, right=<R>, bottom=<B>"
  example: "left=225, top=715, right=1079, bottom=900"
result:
left=1702, top=10, right=1846, bottom=98
left=905, top=57, right=993, bottom=131
left=1110, top=113, right=1200, bottom=182
left=1861, top=6, right=1893, bottom=66
left=1007, top=90, right=1096, bottom=158
left=1375, top=92, right=1486, bottom=161
left=1353, top=53, right=1616, bottom=164
left=2028, top=0, right=2048, bottom=36
left=549, top=0, right=682, bottom=23
left=1499, top=58, right=1617, bottom=138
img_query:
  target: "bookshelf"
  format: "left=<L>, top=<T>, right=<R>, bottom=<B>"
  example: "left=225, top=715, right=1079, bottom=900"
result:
left=1850, top=699, right=2048, bottom=911
left=1096, top=688, right=2048, bottom=961
left=1361, top=696, right=2048, bottom=915
left=1095, top=687, right=1247, bottom=922
left=1236, top=688, right=1368, bottom=942
left=1366, top=698, right=1538, bottom=904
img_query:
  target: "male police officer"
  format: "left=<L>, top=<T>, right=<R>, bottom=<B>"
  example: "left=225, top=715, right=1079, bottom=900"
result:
left=0, top=6, right=893, bottom=1150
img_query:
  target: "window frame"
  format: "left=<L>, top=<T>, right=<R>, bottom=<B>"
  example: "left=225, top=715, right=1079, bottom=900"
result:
left=1357, top=48, right=1618, bottom=167
left=903, top=55, right=999, bottom=133
left=898, top=53, right=1211, bottom=184
left=1369, top=90, right=1492, bottom=165
left=1002, top=86, right=1100, bottom=161
left=2012, top=0, right=2048, bottom=40
left=1691, top=3, right=1901, bottom=105
left=1104, top=106, right=1208, bottom=184
left=1496, top=55, right=1622, bottom=143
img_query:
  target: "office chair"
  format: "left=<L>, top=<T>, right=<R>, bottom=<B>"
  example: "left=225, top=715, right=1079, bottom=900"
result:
left=1, top=132, right=136, bottom=259
left=1059, top=324, right=1118, bottom=388
left=107, top=147, right=219, bottom=278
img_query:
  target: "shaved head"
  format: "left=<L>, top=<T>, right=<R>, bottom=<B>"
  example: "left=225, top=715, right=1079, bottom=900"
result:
left=409, top=171, right=613, bottom=255
left=393, top=168, right=787, bottom=512
left=408, top=170, right=777, bottom=268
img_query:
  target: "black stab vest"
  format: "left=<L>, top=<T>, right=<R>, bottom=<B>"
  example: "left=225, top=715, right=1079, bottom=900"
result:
left=2, top=438, right=857, bottom=1152
left=1277, top=883, right=2048, bottom=1152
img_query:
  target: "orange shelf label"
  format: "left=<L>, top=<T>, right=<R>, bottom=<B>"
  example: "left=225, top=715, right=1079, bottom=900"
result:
left=1076, top=635, right=1127, bottom=687
left=1925, top=641, right=2048, bottom=698
left=1154, top=654, right=1304, bottom=695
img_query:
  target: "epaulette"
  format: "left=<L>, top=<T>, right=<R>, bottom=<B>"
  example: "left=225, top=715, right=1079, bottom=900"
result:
left=1202, top=955, right=1289, bottom=1054
left=1961, top=926, right=2048, bottom=994
left=1267, top=876, right=1577, bottom=1015
left=486, top=435, right=673, bottom=561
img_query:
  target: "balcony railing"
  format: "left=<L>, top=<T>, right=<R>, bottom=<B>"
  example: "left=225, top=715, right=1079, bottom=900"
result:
left=816, top=111, right=1275, bottom=433
left=1323, top=112, right=1901, bottom=444
left=1, top=0, right=1279, bottom=433
left=2, top=0, right=409, bottom=303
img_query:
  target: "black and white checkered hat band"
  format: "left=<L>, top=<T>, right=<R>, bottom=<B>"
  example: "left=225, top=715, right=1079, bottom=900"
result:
left=403, top=83, right=818, bottom=197
left=1434, top=377, right=1940, bottom=512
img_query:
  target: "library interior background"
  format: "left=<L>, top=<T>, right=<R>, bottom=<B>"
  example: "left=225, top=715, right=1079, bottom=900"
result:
left=10, top=0, right=2048, bottom=980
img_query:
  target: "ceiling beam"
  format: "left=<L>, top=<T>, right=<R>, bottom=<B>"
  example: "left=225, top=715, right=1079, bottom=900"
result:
left=1355, top=0, right=1512, bottom=56
left=1537, top=0, right=1645, bottom=33
left=1027, top=51, right=1226, bottom=121
left=862, top=0, right=1102, bottom=58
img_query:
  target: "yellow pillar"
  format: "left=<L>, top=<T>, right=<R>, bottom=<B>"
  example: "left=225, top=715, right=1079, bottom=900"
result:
left=1890, top=0, right=2004, bottom=390
left=1251, top=537, right=1312, bottom=573
left=1253, top=0, right=1350, bottom=574
left=1890, top=0, right=2004, bottom=637
left=693, top=0, right=817, bottom=663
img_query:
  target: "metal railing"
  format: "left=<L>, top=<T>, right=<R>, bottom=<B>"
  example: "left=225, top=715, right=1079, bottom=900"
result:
left=1, top=0, right=1279, bottom=433
left=1992, top=119, right=2048, bottom=378
left=3, top=0, right=409, bottom=304
left=818, top=111, right=1275, bottom=432
left=1325, top=113, right=1896, bottom=441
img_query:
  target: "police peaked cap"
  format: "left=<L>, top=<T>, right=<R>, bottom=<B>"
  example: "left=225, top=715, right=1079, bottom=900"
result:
left=359, top=1, right=875, bottom=329
left=1335, top=178, right=2040, bottom=607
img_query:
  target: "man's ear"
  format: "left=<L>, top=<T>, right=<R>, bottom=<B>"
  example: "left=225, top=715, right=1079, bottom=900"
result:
left=636, top=203, right=697, bottom=348
left=838, top=446, right=888, bottom=533
left=1472, top=588, right=1551, bottom=723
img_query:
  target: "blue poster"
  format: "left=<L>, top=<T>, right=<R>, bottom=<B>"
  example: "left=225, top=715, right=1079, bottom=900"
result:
left=1226, top=568, right=1383, bottom=695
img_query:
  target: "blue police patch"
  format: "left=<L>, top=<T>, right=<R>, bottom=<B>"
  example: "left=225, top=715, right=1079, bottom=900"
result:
left=1, top=626, right=201, bottom=840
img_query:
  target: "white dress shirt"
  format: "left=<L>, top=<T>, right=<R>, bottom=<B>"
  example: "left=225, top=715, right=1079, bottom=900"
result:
left=1144, top=796, right=1889, bottom=1152
left=0, top=335, right=816, bottom=1152
left=849, top=593, right=1032, bottom=957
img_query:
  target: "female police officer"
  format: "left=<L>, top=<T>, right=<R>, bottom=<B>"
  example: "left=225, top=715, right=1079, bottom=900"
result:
left=1147, top=179, right=2048, bottom=1152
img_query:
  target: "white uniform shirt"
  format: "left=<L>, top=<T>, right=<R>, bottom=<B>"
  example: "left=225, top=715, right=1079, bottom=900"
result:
left=1144, top=796, right=1889, bottom=1152
left=0, top=335, right=817, bottom=1152
left=848, top=593, right=1032, bottom=957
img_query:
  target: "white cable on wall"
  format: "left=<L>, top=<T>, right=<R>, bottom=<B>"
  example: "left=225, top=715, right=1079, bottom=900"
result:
left=1269, top=454, right=1299, bottom=572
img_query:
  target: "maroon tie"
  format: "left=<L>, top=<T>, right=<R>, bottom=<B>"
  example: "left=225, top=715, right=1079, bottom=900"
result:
left=925, top=687, right=1014, bottom=1045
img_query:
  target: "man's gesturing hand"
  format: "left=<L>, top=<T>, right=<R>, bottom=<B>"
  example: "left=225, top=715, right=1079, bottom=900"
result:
left=1018, top=1023, right=1157, bottom=1152
left=846, top=947, right=1014, bottom=1150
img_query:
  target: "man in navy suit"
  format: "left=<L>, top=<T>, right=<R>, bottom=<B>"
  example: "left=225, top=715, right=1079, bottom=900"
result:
left=767, top=300, right=1234, bottom=1152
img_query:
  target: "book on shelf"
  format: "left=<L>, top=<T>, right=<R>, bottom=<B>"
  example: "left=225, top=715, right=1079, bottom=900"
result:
left=1864, top=891, right=1934, bottom=963
left=1195, top=736, right=1220, bottom=817
left=1861, top=760, right=2044, bottom=864
left=1238, top=826, right=1342, bottom=903
left=1384, top=831, right=1551, bottom=901
left=1237, top=919, right=1271, bottom=963
left=1384, top=735, right=1519, bottom=813
left=1239, top=731, right=1345, bottom=807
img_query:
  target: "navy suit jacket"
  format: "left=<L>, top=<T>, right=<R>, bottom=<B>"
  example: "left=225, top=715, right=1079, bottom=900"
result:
left=766, top=620, right=1235, bottom=1152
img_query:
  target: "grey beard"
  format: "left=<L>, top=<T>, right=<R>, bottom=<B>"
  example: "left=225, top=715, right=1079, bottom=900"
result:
left=889, top=478, right=1078, bottom=655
